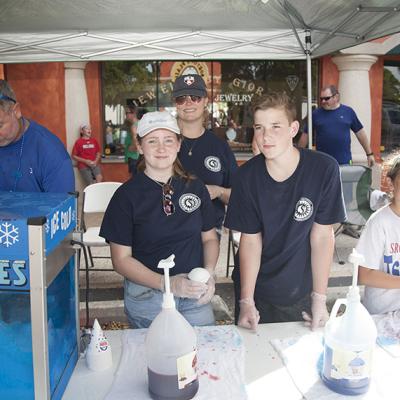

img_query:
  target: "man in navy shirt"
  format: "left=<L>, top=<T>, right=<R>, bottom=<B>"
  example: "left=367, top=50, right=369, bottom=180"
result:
left=299, top=85, right=375, bottom=167
left=0, top=79, right=74, bottom=193
left=225, top=91, right=346, bottom=331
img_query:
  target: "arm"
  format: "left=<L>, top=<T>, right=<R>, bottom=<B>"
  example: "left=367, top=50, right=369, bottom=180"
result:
left=358, top=266, right=400, bottom=289
left=110, top=242, right=163, bottom=289
left=72, top=153, right=93, bottom=167
left=354, top=128, right=375, bottom=167
left=237, top=232, right=262, bottom=330
left=310, top=222, right=334, bottom=295
left=110, top=242, right=207, bottom=298
left=205, top=185, right=231, bottom=204
left=302, top=222, right=334, bottom=330
left=93, top=151, right=101, bottom=165
left=197, top=228, right=220, bottom=304
left=201, top=228, right=219, bottom=275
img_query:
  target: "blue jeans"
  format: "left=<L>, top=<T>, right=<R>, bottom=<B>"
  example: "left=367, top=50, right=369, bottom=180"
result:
left=124, top=280, right=215, bottom=328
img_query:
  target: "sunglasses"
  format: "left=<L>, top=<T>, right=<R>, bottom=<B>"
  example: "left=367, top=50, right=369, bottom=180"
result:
left=0, top=94, right=16, bottom=103
left=174, top=95, right=202, bottom=105
left=320, top=95, right=335, bottom=102
left=162, top=183, right=175, bottom=216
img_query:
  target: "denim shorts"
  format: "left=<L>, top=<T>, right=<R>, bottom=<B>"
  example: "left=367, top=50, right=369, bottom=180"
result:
left=124, top=279, right=215, bottom=329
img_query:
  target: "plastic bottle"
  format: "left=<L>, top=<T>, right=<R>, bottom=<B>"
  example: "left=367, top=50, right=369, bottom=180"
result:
left=322, top=249, right=377, bottom=395
left=145, top=254, right=199, bottom=400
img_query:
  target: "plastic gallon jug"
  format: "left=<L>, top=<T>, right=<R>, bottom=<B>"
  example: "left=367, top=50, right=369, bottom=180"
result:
left=145, top=254, right=199, bottom=400
left=322, top=249, right=377, bottom=395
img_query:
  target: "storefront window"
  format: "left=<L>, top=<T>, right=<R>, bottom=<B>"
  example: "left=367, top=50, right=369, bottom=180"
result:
left=381, top=62, right=400, bottom=155
left=103, top=61, right=157, bottom=158
left=102, top=60, right=318, bottom=159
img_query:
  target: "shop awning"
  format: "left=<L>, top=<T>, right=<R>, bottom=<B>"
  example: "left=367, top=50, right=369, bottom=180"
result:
left=0, top=0, right=399, bottom=63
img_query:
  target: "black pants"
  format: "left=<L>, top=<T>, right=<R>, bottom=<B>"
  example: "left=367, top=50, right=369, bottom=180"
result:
left=233, top=271, right=312, bottom=324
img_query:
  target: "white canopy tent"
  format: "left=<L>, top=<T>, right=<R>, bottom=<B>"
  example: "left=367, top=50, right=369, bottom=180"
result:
left=1, top=0, right=400, bottom=143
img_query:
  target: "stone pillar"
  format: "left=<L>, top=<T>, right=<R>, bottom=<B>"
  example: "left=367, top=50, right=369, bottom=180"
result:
left=332, top=54, right=378, bottom=164
left=64, top=62, right=90, bottom=191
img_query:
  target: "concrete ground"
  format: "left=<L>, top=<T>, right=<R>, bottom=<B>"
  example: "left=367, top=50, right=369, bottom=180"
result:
left=78, top=214, right=359, bottom=327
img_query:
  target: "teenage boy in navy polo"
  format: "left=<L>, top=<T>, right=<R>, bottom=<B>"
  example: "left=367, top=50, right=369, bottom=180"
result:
left=225, top=91, right=346, bottom=331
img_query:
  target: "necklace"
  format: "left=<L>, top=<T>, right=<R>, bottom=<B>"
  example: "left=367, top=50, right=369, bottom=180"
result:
left=183, top=137, right=199, bottom=156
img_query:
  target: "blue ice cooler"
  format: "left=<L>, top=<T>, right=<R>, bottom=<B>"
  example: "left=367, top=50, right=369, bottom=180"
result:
left=0, top=191, right=79, bottom=400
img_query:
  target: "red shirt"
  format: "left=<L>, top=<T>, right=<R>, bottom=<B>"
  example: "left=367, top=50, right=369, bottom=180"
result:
left=72, top=137, right=100, bottom=169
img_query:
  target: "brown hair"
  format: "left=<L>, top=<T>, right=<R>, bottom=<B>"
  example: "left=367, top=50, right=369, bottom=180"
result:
left=386, top=152, right=400, bottom=182
left=135, top=133, right=193, bottom=182
left=251, top=91, right=297, bottom=123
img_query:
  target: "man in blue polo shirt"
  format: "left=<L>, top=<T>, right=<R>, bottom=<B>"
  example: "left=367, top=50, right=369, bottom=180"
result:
left=299, top=85, right=375, bottom=167
left=0, top=79, right=74, bottom=193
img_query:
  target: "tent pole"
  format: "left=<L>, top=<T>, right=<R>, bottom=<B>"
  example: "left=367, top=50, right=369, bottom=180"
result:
left=305, top=30, right=312, bottom=149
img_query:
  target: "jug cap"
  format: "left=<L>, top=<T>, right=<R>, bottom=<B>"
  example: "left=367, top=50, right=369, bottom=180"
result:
left=158, top=254, right=176, bottom=309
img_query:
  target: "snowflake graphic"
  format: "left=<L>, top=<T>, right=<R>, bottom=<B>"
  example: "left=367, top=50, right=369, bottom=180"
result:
left=0, top=222, right=19, bottom=248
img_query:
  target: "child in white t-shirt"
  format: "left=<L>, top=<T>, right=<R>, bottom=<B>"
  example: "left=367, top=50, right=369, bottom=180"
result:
left=356, top=153, right=400, bottom=314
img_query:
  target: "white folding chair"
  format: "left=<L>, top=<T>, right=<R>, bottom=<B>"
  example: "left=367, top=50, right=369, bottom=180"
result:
left=78, top=182, right=122, bottom=327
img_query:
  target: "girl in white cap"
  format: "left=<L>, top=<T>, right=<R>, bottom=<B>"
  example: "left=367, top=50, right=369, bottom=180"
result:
left=72, top=124, right=103, bottom=185
left=100, top=111, right=219, bottom=328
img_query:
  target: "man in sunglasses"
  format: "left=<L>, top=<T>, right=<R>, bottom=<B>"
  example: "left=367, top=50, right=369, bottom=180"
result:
left=299, top=85, right=375, bottom=167
left=0, top=79, right=74, bottom=193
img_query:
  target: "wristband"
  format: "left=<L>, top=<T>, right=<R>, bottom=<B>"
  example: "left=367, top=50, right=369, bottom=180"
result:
left=311, top=291, right=327, bottom=301
left=366, top=152, right=374, bottom=157
left=239, top=297, right=255, bottom=306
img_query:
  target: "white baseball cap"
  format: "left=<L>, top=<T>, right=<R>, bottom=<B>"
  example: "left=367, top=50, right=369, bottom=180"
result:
left=137, top=111, right=180, bottom=138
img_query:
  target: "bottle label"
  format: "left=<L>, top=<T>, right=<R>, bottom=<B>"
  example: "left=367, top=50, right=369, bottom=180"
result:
left=330, top=347, right=373, bottom=380
left=176, top=350, right=198, bottom=389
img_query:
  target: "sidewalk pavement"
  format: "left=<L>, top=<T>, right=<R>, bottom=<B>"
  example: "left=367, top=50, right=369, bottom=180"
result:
left=79, top=221, right=359, bottom=326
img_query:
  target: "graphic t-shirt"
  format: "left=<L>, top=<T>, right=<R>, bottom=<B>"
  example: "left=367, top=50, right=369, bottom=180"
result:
left=100, top=172, right=216, bottom=275
left=356, top=204, right=400, bottom=314
left=225, top=149, right=346, bottom=305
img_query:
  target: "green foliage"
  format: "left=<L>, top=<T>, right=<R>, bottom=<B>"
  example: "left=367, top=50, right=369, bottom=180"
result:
left=103, top=61, right=157, bottom=107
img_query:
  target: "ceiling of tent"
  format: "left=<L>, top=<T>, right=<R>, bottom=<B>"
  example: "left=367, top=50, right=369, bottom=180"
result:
left=0, top=0, right=399, bottom=63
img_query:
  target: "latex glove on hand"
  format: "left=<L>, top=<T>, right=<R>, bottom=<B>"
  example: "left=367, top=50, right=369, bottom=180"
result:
left=167, top=274, right=207, bottom=299
left=302, top=291, right=329, bottom=331
left=238, top=298, right=260, bottom=332
left=197, top=273, right=216, bottom=305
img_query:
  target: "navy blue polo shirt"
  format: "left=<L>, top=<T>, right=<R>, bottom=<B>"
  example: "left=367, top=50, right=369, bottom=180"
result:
left=304, top=104, right=363, bottom=165
left=224, top=149, right=346, bottom=305
left=178, top=129, right=238, bottom=227
left=100, top=172, right=215, bottom=275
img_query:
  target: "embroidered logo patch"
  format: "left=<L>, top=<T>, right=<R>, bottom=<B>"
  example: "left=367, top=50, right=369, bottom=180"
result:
left=184, top=75, right=195, bottom=86
left=294, top=197, right=313, bottom=221
left=179, top=194, right=201, bottom=213
left=204, top=156, right=221, bottom=172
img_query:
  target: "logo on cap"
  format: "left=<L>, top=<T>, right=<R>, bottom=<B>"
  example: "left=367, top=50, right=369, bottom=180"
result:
left=179, top=194, right=201, bottom=213
left=294, top=197, right=313, bottom=221
left=184, top=76, right=195, bottom=86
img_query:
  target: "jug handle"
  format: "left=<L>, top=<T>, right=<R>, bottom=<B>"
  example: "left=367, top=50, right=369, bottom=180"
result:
left=327, top=298, right=347, bottom=324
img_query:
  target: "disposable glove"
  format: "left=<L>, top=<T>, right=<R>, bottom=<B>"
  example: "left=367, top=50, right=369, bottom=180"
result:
left=197, top=273, right=216, bottom=305
left=302, top=291, right=329, bottom=331
left=238, top=298, right=260, bottom=331
left=162, top=274, right=207, bottom=299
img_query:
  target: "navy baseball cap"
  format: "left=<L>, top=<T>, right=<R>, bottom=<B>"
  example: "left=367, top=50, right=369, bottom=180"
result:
left=172, top=74, right=207, bottom=98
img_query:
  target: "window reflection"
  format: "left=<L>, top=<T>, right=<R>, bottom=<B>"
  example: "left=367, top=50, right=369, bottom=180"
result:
left=102, top=60, right=318, bottom=158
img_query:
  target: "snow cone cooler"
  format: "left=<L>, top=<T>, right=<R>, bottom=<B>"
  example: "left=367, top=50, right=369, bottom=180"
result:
left=0, top=191, right=79, bottom=400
